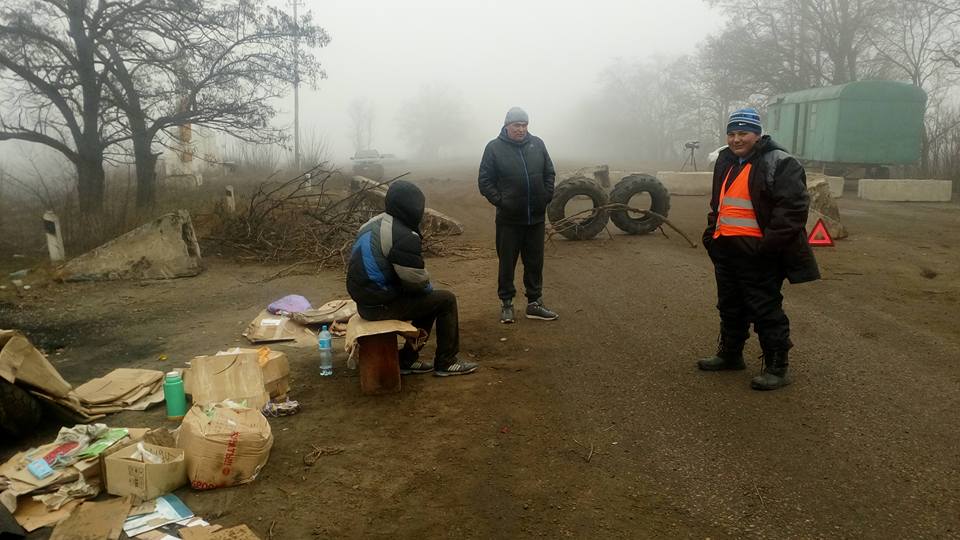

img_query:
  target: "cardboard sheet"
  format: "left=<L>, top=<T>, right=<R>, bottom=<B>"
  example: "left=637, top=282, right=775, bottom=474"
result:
left=72, top=368, right=163, bottom=406
left=12, top=498, right=80, bottom=532
left=0, top=330, right=72, bottom=397
left=49, top=496, right=130, bottom=540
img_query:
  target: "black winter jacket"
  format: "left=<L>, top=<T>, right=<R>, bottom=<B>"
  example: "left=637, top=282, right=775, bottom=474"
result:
left=346, top=181, right=433, bottom=307
left=703, top=136, right=820, bottom=284
left=478, top=128, right=556, bottom=225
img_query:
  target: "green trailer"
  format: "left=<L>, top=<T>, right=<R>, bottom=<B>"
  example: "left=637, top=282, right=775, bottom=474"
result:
left=765, top=81, right=927, bottom=175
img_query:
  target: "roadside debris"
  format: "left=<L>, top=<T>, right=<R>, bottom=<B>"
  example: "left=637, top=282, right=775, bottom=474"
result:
left=244, top=297, right=355, bottom=346
left=351, top=176, right=464, bottom=238
left=49, top=494, right=131, bottom=540
left=302, top=445, right=344, bottom=466
left=807, top=177, right=848, bottom=239
left=1, top=425, right=145, bottom=517
left=261, top=397, right=300, bottom=418
left=185, top=352, right=268, bottom=410
left=123, top=494, right=193, bottom=536
left=57, top=210, right=202, bottom=282
left=104, top=443, right=187, bottom=500
left=0, top=330, right=163, bottom=428
left=178, top=403, right=273, bottom=490
left=266, top=294, right=311, bottom=315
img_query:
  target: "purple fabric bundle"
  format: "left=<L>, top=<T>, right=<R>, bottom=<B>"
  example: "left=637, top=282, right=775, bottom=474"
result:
left=267, top=295, right=312, bottom=315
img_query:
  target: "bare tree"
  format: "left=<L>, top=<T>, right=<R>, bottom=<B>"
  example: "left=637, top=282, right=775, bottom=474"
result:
left=0, top=0, right=330, bottom=211
left=347, top=98, right=375, bottom=153
left=0, top=0, right=131, bottom=213
left=98, top=0, right=329, bottom=207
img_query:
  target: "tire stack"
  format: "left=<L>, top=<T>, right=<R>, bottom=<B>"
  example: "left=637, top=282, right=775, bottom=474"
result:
left=547, top=174, right=671, bottom=240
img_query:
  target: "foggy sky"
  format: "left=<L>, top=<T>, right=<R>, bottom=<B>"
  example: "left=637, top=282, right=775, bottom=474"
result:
left=296, top=0, right=723, bottom=163
left=0, top=0, right=725, bottom=174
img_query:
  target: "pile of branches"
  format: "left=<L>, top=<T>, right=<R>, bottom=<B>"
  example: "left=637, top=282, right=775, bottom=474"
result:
left=206, top=166, right=454, bottom=277
left=207, top=165, right=388, bottom=271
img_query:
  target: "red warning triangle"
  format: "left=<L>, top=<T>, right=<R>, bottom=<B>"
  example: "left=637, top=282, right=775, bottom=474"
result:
left=807, top=218, right=834, bottom=247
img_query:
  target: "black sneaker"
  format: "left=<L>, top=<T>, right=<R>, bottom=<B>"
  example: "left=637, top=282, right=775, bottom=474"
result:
left=500, top=302, right=515, bottom=324
left=400, top=359, right=434, bottom=375
left=525, top=299, right=558, bottom=321
left=434, top=358, right=479, bottom=377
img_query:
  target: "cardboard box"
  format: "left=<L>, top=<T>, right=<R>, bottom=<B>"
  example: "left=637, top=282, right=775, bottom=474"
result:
left=177, top=404, right=273, bottom=490
left=258, top=350, right=289, bottom=400
left=219, top=348, right=289, bottom=400
left=185, top=353, right=268, bottom=409
left=185, top=348, right=289, bottom=402
left=104, top=443, right=187, bottom=500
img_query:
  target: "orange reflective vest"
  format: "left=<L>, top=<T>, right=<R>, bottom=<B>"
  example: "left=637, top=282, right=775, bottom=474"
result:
left=713, top=164, right=763, bottom=239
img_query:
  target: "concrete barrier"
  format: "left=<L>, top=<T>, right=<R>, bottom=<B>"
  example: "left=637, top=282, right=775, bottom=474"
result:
left=58, top=210, right=203, bottom=281
left=858, top=179, right=952, bottom=202
left=655, top=171, right=712, bottom=196
left=808, top=174, right=844, bottom=198
left=807, top=181, right=847, bottom=239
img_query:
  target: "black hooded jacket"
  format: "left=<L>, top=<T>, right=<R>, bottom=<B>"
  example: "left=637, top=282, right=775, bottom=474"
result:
left=478, top=127, right=556, bottom=225
left=346, top=180, right=433, bottom=307
left=703, top=135, right=820, bottom=284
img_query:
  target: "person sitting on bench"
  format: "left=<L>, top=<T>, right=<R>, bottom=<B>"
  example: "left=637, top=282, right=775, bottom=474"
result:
left=346, top=180, right=478, bottom=377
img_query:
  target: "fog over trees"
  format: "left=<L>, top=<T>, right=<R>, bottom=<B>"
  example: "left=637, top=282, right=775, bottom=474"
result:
left=1, top=0, right=959, bottom=215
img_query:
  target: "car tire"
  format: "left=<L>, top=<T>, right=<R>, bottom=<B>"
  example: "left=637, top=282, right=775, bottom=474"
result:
left=609, top=174, right=671, bottom=235
left=547, top=177, right=610, bottom=240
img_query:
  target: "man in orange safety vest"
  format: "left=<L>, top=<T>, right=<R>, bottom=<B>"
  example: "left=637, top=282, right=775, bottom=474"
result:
left=699, top=108, right=820, bottom=391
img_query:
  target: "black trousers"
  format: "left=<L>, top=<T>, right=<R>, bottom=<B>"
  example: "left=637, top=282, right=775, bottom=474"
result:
left=496, top=222, right=545, bottom=302
left=711, top=247, right=792, bottom=352
left=357, top=289, right=460, bottom=368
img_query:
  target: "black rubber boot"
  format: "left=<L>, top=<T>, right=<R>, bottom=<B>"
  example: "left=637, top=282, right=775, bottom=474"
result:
left=751, top=350, right=791, bottom=390
left=696, top=337, right=746, bottom=371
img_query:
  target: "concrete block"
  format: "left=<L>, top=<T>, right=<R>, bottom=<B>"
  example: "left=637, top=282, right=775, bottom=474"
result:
left=351, top=176, right=463, bottom=235
left=808, top=174, right=844, bottom=199
left=655, top=171, right=712, bottom=196
left=858, top=179, right=952, bottom=202
left=58, top=210, right=202, bottom=281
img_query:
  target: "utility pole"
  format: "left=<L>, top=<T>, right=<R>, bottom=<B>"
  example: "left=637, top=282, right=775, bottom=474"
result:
left=292, top=0, right=302, bottom=171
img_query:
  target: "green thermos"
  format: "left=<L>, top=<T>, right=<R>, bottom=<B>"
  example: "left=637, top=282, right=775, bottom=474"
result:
left=163, top=371, right=187, bottom=420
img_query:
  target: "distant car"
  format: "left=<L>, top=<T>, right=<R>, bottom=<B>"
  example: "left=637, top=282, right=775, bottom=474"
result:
left=350, top=149, right=386, bottom=180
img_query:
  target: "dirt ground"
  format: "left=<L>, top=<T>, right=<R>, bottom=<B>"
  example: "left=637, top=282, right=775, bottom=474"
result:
left=2, top=167, right=959, bottom=539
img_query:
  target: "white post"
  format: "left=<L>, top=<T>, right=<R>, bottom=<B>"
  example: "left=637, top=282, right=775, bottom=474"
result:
left=42, top=211, right=65, bottom=262
left=224, top=185, right=236, bottom=213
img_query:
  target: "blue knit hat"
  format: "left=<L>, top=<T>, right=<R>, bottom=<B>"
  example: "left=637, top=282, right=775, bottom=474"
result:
left=727, top=107, right=762, bottom=134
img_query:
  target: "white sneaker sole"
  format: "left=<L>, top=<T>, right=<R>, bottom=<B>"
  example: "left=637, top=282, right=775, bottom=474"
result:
left=525, top=314, right=558, bottom=320
left=434, top=366, right=479, bottom=377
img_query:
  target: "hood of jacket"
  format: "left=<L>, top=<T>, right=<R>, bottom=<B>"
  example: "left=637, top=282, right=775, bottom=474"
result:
left=385, top=180, right=425, bottom=231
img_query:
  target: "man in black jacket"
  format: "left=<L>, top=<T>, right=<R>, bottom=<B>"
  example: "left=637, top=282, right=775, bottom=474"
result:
left=699, top=108, right=820, bottom=390
left=346, top=180, right=478, bottom=377
left=478, top=107, right=559, bottom=323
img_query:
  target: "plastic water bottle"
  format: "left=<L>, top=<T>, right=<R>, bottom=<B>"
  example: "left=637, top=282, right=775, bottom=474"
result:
left=163, top=371, right=187, bottom=420
left=318, top=325, right=333, bottom=376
